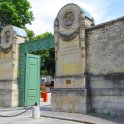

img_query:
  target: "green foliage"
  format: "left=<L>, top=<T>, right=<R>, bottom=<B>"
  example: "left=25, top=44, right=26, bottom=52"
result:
left=0, top=0, right=34, bottom=30
left=34, top=32, right=53, bottom=40
left=32, top=32, right=55, bottom=77
left=40, top=48, right=55, bottom=77
left=33, top=48, right=55, bottom=77
left=25, top=28, right=35, bottom=40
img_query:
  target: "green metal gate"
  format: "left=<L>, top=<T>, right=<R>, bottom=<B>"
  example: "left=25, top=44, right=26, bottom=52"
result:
left=25, top=53, right=40, bottom=106
left=19, top=36, right=54, bottom=106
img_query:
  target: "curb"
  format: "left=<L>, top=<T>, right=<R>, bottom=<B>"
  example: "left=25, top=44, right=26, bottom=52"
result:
left=41, top=115, right=95, bottom=124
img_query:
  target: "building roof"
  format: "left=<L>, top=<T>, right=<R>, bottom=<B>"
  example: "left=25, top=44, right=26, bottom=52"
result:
left=80, top=8, right=93, bottom=20
left=12, top=26, right=27, bottom=37
left=57, top=3, right=93, bottom=21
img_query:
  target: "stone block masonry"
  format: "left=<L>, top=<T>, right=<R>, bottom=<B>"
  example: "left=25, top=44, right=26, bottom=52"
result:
left=86, top=17, right=124, bottom=75
left=51, top=88, right=87, bottom=113
left=86, top=16, right=124, bottom=116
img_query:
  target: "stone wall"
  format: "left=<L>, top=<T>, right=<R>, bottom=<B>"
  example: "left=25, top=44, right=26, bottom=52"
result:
left=53, top=3, right=124, bottom=115
left=86, top=17, right=124, bottom=115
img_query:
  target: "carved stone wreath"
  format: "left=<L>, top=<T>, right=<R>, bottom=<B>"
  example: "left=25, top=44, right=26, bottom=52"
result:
left=0, top=29, right=13, bottom=53
left=59, top=10, right=79, bottom=41
left=4, top=31, right=11, bottom=43
left=62, top=11, right=75, bottom=28
left=59, top=27, right=80, bottom=41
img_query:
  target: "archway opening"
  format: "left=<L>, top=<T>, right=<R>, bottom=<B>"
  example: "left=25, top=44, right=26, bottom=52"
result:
left=31, top=48, right=55, bottom=106
left=19, top=36, right=54, bottom=107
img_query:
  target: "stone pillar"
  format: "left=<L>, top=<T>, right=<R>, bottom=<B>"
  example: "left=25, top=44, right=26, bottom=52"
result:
left=0, top=25, right=27, bottom=107
left=52, top=3, right=94, bottom=113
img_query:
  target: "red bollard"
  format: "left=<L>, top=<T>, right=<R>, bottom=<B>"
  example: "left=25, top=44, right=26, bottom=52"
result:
left=43, top=92, right=48, bottom=102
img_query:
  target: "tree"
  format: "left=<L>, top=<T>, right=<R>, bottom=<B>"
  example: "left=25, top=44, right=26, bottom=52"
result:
left=40, top=48, right=55, bottom=77
left=25, top=28, right=35, bottom=40
left=32, top=32, right=55, bottom=77
left=34, top=32, right=53, bottom=40
left=0, top=0, right=34, bottom=30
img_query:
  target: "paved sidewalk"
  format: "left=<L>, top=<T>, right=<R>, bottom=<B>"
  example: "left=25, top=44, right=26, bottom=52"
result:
left=39, top=93, right=124, bottom=124
left=1, top=93, right=124, bottom=124
left=40, top=108, right=124, bottom=124
left=0, top=106, right=83, bottom=124
left=0, top=105, right=124, bottom=124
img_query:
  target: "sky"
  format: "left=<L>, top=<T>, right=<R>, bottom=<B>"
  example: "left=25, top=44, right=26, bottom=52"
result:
left=26, top=0, right=124, bottom=35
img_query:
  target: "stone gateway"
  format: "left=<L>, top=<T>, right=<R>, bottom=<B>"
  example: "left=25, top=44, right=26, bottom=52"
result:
left=52, top=3, right=124, bottom=116
left=0, top=3, right=124, bottom=116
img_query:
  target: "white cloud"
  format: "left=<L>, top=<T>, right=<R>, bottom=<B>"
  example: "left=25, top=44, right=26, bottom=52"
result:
left=27, top=0, right=110, bottom=35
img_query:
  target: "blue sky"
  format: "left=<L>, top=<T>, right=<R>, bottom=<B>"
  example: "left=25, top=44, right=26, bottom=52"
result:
left=27, top=0, right=124, bottom=35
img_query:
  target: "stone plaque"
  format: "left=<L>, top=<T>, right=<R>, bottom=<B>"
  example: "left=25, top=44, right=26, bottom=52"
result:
left=66, top=79, right=71, bottom=84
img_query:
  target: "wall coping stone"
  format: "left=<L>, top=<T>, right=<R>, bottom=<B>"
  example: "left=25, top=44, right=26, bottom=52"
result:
left=86, top=16, right=124, bottom=31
